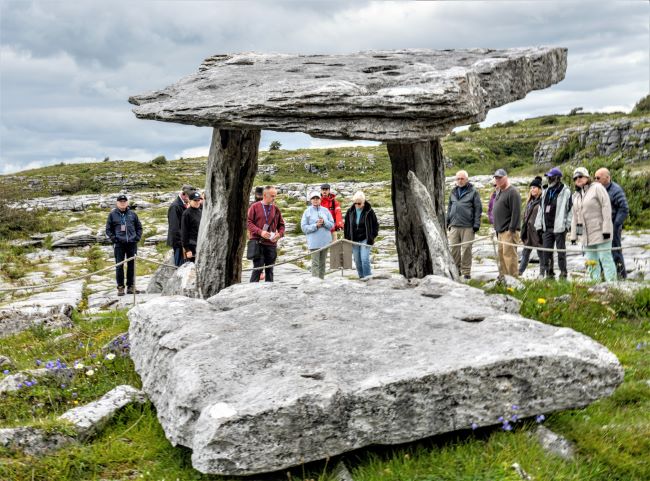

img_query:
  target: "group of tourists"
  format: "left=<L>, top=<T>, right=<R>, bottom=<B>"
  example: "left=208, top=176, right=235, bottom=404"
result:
left=104, top=163, right=628, bottom=295
left=247, top=184, right=379, bottom=283
left=448, top=166, right=629, bottom=283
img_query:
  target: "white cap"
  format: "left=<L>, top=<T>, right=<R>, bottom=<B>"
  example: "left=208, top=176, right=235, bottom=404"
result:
left=572, top=167, right=590, bottom=179
left=309, top=191, right=321, bottom=199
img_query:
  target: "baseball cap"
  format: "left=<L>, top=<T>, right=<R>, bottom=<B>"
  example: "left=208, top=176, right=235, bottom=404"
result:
left=189, top=191, right=201, bottom=201
left=545, top=167, right=563, bottom=177
left=493, top=168, right=507, bottom=178
left=116, top=194, right=128, bottom=201
left=572, top=167, right=589, bottom=179
left=309, top=191, right=321, bottom=199
left=181, top=184, right=197, bottom=196
left=320, top=183, right=331, bottom=190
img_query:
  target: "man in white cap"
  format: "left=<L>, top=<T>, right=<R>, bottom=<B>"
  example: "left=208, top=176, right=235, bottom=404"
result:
left=300, top=191, right=334, bottom=279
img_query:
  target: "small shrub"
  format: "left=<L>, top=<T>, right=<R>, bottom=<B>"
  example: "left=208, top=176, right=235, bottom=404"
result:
left=632, top=94, right=650, bottom=114
left=503, top=120, right=516, bottom=127
left=262, top=174, right=273, bottom=182
left=103, top=156, right=110, bottom=162
left=468, top=123, right=481, bottom=132
left=540, top=116, right=559, bottom=125
left=150, top=155, right=167, bottom=166
left=569, top=107, right=583, bottom=116
left=269, top=141, right=282, bottom=151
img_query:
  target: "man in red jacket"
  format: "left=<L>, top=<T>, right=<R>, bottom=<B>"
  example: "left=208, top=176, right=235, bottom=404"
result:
left=247, top=185, right=285, bottom=282
left=319, top=184, right=344, bottom=241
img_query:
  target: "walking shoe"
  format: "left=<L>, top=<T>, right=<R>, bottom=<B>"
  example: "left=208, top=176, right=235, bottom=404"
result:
left=127, top=286, right=135, bottom=294
left=117, top=286, right=125, bottom=296
left=463, top=274, right=471, bottom=280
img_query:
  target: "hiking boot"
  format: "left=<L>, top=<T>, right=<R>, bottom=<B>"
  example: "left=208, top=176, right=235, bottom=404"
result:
left=463, top=274, right=471, bottom=280
left=127, top=286, right=135, bottom=294
left=117, top=286, right=125, bottom=296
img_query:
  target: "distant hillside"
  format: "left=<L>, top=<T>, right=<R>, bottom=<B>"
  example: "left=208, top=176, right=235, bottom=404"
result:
left=1, top=110, right=648, bottom=201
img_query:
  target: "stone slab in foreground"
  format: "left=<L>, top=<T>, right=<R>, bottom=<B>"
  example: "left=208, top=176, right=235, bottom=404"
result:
left=128, top=275, right=622, bottom=475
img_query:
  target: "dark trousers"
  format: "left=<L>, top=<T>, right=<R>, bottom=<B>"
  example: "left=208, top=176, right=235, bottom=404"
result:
left=542, top=231, right=567, bottom=277
left=250, top=244, right=277, bottom=283
left=173, top=247, right=184, bottom=267
left=114, top=242, right=137, bottom=288
left=519, top=247, right=543, bottom=276
left=612, top=224, right=626, bottom=279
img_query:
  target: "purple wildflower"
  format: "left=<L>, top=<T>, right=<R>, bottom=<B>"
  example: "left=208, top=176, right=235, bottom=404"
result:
left=35, top=359, right=42, bottom=366
left=471, top=422, right=479, bottom=430
left=497, top=416, right=504, bottom=422
left=60, top=384, right=66, bottom=389
left=71, top=392, right=77, bottom=398
left=511, top=405, right=519, bottom=410
left=78, top=342, right=84, bottom=348
left=25, top=381, right=32, bottom=387
left=45, top=361, right=54, bottom=369
left=17, top=383, right=23, bottom=389
left=502, top=421, right=512, bottom=431
left=2, top=369, right=9, bottom=375
left=511, top=414, right=519, bottom=422
left=536, top=414, right=546, bottom=423
left=90, top=353, right=97, bottom=359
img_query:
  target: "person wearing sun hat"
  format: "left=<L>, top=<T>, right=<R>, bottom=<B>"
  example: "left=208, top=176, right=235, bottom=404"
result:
left=534, top=166, right=573, bottom=280
left=570, top=167, right=616, bottom=282
left=300, top=190, right=334, bottom=279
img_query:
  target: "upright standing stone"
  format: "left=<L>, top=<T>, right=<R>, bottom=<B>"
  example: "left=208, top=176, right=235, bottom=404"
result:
left=196, top=128, right=260, bottom=298
left=388, top=140, right=447, bottom=278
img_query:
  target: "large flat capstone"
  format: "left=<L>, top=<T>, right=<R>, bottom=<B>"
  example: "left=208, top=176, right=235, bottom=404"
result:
left=128, top=275, right=621, bottom=475
left=129, top=48, right=567, bottom=141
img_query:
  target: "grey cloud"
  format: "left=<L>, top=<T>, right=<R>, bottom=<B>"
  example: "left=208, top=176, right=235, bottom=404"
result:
left=1, top=1, right=648, bottom=174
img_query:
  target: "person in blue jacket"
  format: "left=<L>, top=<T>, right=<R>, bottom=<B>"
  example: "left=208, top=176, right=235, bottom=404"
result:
left=595, top=167, right=629, bottom=279
left=301, top=191, right=334, bottom=279
left=105, top=194, right=142, bottom=296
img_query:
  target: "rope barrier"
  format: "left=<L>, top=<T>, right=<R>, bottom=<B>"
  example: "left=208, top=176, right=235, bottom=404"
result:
left=1, top=235, right=647, bottom=293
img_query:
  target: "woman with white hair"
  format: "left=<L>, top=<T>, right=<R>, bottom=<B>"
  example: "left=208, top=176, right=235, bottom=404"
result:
left=570, top=167, right=616, bottom=282
left=343, top=191, right=379, bottom=278
left=300, top=191, right=334, bottom=279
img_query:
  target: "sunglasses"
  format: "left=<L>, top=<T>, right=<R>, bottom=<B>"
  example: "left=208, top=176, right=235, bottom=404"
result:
left=493, top=176, right=503, bottom=180
left=354, top=202, right=363, bottom=206
left=573, top=175, right=585, bottom=180
left=595, top=176, right=602, bottom=180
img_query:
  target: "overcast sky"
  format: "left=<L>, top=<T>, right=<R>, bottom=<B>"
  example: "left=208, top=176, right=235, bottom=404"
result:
left=1, top=1, right=648, bottom=174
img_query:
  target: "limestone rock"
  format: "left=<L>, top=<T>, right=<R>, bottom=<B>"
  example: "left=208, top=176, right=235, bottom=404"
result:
left=146, top=251, right=177, bottom=293
left=130, top=48, right=567, bottom=141
left=51, top=226, right=98, bottom=248
left=0, top=426, right=75, bottom=456
left=484, top=275, right=525, bottom=291
left=0, top=355, right=13, bottom=368
left=534, top=117, right=650, bottom=164
left=533, top=425, right=575, bottom=460
left=161, top=262, right=199, bottom=298
left=128, top=275, right=622, bottom=475
left=0, top=281, right=83, bottom=337
left=59, top=385, right=147, bottom=439
left=0, top=368, right=74, bottom=394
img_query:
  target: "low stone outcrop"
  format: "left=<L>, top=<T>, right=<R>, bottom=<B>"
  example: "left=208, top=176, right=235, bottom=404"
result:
left=128, top=275, right=622, bottom=475
left=534, top=117, right=650, bottom=164
left=161, top=262, right=199, bottom=298
left=146, top=252, right=177, bottom=294
left=0, top=281, right=83, bottom=337
left=59, top=385, right=147, bottom=439
left=533, top=425, right=575, bottom=460
left=0, top=368, right=74, bottom=395
left=0, top=426, right=76, bottom=456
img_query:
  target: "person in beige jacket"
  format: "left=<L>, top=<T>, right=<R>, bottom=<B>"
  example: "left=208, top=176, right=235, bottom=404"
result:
left=570, top=167, right=616, bottom=282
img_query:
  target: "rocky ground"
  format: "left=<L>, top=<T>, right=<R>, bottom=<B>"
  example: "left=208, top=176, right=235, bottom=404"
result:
left=1, top=178, right=649, bottom=338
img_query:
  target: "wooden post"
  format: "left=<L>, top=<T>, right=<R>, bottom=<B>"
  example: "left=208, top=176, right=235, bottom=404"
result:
left=196, top=128, right=260, bottom=298
left=387, top=139, right=447, bottom=279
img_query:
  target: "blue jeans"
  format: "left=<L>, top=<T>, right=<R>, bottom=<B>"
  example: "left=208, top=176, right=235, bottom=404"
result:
left=585, top=240, right=617, bottom=282
left=352, top=240, right=372, bottom=278
left=173, top=247, right=185, bottom=267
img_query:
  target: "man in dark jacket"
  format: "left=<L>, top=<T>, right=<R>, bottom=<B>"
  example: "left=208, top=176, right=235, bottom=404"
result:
left=492, top=169, right=522, bottom=279
left=105, top=194, right=142, bottom=296
left=596, top=167, right=629, bottom=279
left=343, top=191, right=379, bottom=278
left=167, top=185, right=195, bottom=267
left=181, top=191, right=203, bottom=262
left=247, top=185, right=285, bottom=282
left=446, top=170, right=482, bottom=279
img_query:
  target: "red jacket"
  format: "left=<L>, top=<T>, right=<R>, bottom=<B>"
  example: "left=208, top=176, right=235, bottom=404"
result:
left=320, top=194, right=344, bottom=231
left=247, top=201, right=285, bottom=246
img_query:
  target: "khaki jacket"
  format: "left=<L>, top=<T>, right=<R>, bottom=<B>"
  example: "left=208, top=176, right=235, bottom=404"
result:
left=570, top=182, right=613, bottom=246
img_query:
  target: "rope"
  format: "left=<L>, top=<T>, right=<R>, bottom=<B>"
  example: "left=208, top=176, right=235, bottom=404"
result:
left=1, top=236, right=647, bottom=293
